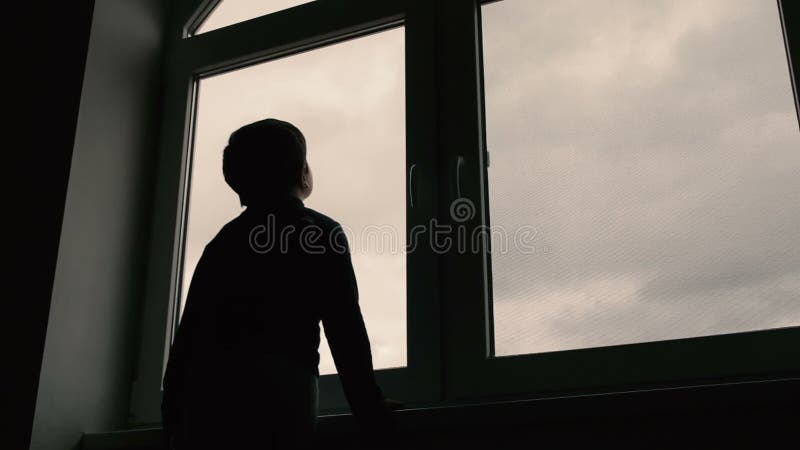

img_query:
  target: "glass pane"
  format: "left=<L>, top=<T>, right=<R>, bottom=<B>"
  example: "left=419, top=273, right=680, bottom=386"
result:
left=483, top=0, right=800, bottom=356
left=180, top=27, right=406, bottom=374
left=194, top=0, right=315, bottom=35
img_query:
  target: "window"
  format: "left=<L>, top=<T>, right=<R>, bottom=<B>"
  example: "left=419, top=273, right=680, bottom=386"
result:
left=180, top=27, right=407, bottom=375
left=131, top=0, right=438, bottom=423
left=130, top=0, right=799, bottom=426
left=438, top=0, right=799, bottom=401
left=482, top=0, right=800, bottom=356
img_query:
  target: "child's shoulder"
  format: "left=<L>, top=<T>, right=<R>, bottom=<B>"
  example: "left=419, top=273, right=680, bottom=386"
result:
left=298, top=206, right=341, bottom=232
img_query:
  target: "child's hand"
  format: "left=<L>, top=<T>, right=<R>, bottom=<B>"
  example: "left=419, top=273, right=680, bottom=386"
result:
left=383, top=398, right=405, bottom=411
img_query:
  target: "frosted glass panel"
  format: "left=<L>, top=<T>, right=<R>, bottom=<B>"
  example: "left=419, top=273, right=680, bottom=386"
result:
left=195, top=0, right=315, bottom=35
left=483, top=0, right=800, bottom=356
left=181, top=28, right=406, bottom=374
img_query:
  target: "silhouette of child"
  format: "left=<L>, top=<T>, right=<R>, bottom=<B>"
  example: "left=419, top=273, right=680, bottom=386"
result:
left=162, top=119, right=400, bottom=449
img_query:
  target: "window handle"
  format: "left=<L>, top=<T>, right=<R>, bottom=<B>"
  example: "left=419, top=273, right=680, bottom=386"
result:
left=455, top=155, right=465, bottom=199
left=451, top=156, right=476, bottom=222
left=409, top=163, right=417, bottom=208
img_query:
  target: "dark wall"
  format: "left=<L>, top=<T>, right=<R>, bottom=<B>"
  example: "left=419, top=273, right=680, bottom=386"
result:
left=80, top=378, right=798, bottom=449
left=9, top=1, right=169, bottom=449
left=29, top=0, right=168, bottom=448
left=11, top=2, right=95, bottom=449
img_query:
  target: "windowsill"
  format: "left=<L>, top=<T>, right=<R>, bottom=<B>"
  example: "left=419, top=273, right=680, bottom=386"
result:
left=315, top=376, right=798, bottom=435
left=81, top=377, right=798, bottom=449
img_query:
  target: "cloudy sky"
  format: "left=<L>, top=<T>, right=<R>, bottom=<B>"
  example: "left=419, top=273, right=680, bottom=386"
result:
left=182, top=0, right=799, bottom=373
left=483, top=0, right=800, bottom=355
left=185, top=14, right=405, bottom=375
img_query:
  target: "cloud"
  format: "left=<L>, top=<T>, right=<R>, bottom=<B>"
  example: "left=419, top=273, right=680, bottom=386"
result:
left=484, top=0, right=800, bottom=355
left=182, top=0, right=800, bottom=368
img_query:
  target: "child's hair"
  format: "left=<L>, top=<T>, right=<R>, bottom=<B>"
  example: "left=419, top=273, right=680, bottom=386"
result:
left=223, top=118, right=307, bottom=205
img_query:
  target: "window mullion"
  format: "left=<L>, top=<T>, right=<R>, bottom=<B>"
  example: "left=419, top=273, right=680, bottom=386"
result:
left=434, top=0, right=493, bottom=402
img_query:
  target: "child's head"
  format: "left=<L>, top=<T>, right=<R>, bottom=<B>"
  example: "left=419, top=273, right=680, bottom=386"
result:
left=223, top=118, right=312, bottom=205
